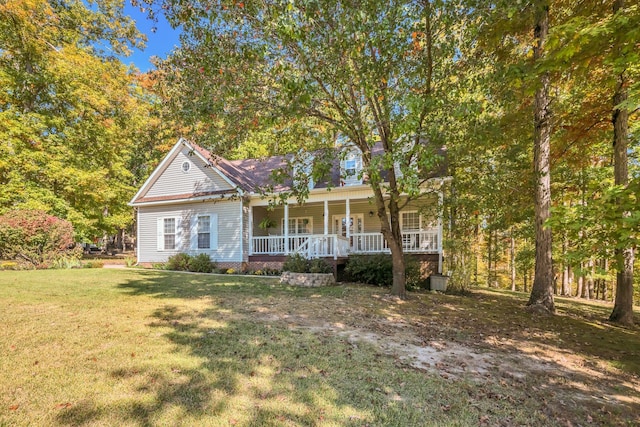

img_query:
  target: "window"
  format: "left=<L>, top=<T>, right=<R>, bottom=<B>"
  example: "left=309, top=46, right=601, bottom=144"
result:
left=181, top=161, right=191, bottom=173
left=401, top=212, right=421, bottom=231
left=341, top=148, right=363, bottom=185
left=158, top=218, right=178, bottom=251
left=345, top=158, right=357, bottom=177
left=197, top=216, right=210, bottom=249
left=190, top=213, right=218, bottom=251
left=282, top=217, right=312, bottom=234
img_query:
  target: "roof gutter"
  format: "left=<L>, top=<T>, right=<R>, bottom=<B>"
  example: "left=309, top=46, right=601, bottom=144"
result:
left=128, top=192, right=240, bottom=207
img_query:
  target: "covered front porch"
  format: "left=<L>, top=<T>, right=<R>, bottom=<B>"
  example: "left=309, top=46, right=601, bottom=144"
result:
left=248, top=197, right=442, bottom=270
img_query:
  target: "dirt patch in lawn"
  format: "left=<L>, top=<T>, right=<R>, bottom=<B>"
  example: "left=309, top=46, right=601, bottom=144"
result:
left=236, top=284, right=640, bottom=425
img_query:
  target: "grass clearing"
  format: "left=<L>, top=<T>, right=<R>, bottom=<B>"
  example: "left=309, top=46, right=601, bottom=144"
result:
left=0, top=269, right=638, bottom=426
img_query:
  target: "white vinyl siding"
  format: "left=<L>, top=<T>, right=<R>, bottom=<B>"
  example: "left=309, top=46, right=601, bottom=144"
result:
left=138, top=200, right=241, bottom=263
left=145, top=147, right=233, bottom=198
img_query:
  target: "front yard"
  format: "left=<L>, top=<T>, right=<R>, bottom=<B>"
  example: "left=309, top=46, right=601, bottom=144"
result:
left=0, top=269, right=638, bottom=426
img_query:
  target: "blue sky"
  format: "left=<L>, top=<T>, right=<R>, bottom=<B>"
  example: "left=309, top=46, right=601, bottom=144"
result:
left=120, top=4, right=181, bottom=72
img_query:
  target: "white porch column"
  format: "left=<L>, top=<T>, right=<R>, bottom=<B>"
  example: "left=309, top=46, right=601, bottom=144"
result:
left=284, top=203, right=289, bottom=255
left=323, top=200, right=329, bottom=235
left=345, top=197, right=351, bottom=244
left=438, top=191, right=443, bottom=274
left=248, top=205, right=254, bottom=255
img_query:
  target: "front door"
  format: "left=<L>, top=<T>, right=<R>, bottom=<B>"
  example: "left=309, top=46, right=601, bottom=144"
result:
left=332, top=214, right=364, bottom=251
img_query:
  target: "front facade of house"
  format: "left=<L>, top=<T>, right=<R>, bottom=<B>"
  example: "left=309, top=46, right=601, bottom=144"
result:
left=129, top=138, right=445, bottom=273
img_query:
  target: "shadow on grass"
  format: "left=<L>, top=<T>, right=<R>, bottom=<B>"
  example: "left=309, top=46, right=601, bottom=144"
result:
left=56, top=271, right=394, bottom=425
left=393, top=288, right=640, bottom=421
left=115, top=270, right=280, bottom=299
left=57, top=271, right=640, bottom=426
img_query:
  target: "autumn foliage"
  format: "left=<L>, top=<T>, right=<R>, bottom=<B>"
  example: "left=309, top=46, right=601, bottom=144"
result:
left=0, top=210, right=76, bottom=268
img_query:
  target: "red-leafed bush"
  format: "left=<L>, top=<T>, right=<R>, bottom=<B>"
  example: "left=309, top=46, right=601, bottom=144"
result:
left=0, top=210, right=76, bottom=268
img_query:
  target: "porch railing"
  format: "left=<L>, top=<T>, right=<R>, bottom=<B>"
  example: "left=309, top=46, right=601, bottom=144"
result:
left=250, top=230, right=438, bottom=257
left=349, top=230, right=438, bottom=254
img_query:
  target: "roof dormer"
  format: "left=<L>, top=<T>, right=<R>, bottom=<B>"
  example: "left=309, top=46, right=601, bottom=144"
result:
left=340, top=147, right=363, bottom=186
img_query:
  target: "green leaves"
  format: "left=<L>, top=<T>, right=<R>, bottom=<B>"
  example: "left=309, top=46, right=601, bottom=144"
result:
left=0, top=0, right=158, bottom=240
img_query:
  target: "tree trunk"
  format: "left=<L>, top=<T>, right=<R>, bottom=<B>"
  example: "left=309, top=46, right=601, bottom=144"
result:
left=474, top=214, right=479, bottom=285
left=562, top=264, right=570, bottom=296
left=577, top=264, right=584, bottom=298
left=493, top=229, right=499, bottom=287
left=487, top=227, right=493, bottom=287
left=586, top=258, right=594, bottom=300
left=389, top=239, right=406, bottom=298
left=374, top=184, right=406, bottom=298
left=609, top=0, right=634, bottom=325
left=603, top=259, right=609, bottom=301
left=560, top=199, right=570, bottom=296
left=510, top=231, right=516, bottom=291
left=527, top=0, right=555, bottom=313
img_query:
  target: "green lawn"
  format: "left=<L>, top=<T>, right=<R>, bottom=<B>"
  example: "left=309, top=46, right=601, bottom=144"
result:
left=0, top=269, right=638, bottom=426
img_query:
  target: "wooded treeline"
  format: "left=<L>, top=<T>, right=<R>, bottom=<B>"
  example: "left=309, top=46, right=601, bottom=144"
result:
left=0, top=0, right=177, bottom=242
left=0, top=0, right=637, bottom=321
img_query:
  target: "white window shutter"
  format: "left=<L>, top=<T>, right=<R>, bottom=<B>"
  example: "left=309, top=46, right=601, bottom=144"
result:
left=176, top=217, right=182, bottom=250
left=210, top=214, right=218, bottom=250
left=157, top=218, right=164, bottom=251
left=190, top=216, right=198, bottom=251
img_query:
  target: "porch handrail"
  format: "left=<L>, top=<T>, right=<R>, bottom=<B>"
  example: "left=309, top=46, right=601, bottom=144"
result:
left=250, top=229, right=439, bottom=256
left=251, top=235, right=285, bottom=255
left=350, top=229, right=439, bottom=253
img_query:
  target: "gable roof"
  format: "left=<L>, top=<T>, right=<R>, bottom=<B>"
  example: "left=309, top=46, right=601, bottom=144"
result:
left=128, top=138, right=241, bottom=206
left=130, top=138, right=448, bottom=206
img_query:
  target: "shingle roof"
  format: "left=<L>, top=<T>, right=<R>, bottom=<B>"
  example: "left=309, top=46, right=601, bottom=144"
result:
left=186, top=139, right=447, bottom=195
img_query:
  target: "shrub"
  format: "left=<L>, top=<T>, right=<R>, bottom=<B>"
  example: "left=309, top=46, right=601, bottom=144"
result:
left=345, top=254, right=392, bottom=286
left=251, top=267, right=281, bottom=276
left=309, top=258, right=332, bottom=274
left=0, top=210, right=76, bottom=269
left=405, top=257, right=428, bottom=290
left=0, top=261, right=19, bottom=270
left=124, top=257, right=137, bottom=267
left=189, top=253, right=216, bottom=273
left=52, top=256, right=83, bottom=269
left=164, top=253, right=217, bottom=273
left=282, top=254, right=332, bottom=274
left=226, top=268, right=236, bottom=274
left=345, top=254, right=426, bottom=288
left=263, top=267, right=281, bottom=276
left=282, top=253, right=310, bottom=273
left=165, top=253, right=192, bottom=271
left=83, top=260, right=104, bottom=269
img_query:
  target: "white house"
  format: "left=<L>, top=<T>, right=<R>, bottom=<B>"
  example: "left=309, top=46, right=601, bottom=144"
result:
left=129, top=138, right=447, bottom=274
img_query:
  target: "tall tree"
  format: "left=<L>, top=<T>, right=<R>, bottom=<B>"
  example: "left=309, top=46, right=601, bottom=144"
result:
left=544, top=0, right=639, bottom=322
left=609, top=0, right=635, bottom=325
left=152, top=0, right=457, bottom=298
left=526, top=0, right=555, bottom=312
left=0, top=0, right=151, bottom=239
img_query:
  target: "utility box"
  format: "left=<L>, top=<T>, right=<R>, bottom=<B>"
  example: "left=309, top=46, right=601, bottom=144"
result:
left=429, top=274, right=449, bottom=292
